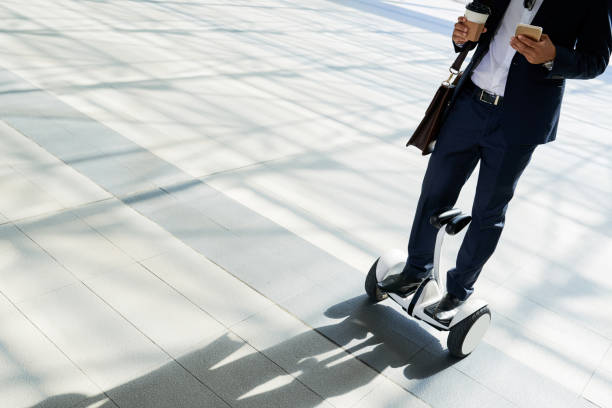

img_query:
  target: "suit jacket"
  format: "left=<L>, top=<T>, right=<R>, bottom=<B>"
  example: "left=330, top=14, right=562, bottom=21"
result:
left=451, top=0, right=612, bottom=145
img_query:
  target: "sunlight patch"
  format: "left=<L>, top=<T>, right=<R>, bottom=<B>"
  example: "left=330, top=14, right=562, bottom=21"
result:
left=237, top=372, right=302, bottom=400
left=209, top=344, right=255, bottom=371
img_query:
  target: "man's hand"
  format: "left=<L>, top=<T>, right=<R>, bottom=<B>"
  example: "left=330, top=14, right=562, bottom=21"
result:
left=453, top=16, right=486, bottom=45
left=510, top=34, right=556, bottom=64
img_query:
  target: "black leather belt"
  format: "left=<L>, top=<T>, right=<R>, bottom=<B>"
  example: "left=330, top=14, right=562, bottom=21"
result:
left=464, top=79, right=503, bottom=107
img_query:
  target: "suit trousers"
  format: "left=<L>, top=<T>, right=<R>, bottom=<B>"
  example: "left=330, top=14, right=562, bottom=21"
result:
left=404, top=85, right=537, bottom=301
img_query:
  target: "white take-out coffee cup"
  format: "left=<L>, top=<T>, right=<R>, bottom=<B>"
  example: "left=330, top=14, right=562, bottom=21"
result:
left=464, top=2, right=491, bottom=42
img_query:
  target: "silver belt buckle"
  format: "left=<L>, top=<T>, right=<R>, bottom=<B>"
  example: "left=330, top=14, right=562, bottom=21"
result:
left=479, top=89, right=500, bottom=106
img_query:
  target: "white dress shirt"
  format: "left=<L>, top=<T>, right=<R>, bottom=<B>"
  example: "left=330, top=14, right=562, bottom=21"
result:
left=470, top=0, right=544, bottom=96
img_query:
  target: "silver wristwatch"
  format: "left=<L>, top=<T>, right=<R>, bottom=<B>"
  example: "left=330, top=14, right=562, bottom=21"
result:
left=542, top=60, right=554, bottom=71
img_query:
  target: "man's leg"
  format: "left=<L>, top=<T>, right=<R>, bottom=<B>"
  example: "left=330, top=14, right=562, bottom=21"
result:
left=404, top=91, right=484, bottom=278
left=379, top=129, right=480, bottom=295
left=405, top=136, right=480, bottom=278
left=380, top=89, right=487, bottom=295
left=446, top=142, right=537, bottom=300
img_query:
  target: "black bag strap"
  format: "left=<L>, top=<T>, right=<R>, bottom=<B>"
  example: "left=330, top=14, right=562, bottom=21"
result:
left=450, top=47, right=470, bottom=73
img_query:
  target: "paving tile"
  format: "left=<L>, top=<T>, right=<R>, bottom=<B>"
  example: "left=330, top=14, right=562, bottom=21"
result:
left=18, top=283, right=170, bottom=390
left=499, top=257, right=612, bottom=341
left=0, top=225, right=78, bottom=303
left=203, top=167, right=387, bottom=273
left=68, top=395, right=120, bottom=408
left=447, top=340, right=579, bottom=408
left=0, top=120, right=110, bottom=208
left=6, top=108, right=183, bottom=199
left=582, top=347, right=612, bottom=408
left=27, top=394, right=108, bottom=408
left=107, top=361, right=230, bottom=408
left=279, top=275, right=365, bottom=327
left=329, top=301, right=441, bottom=368
left=280, top=279, right=439, bottom=353
left=388, top=347, right=518, bottom=408
left=232, top=303, right=391, bottom=407
left=352, top=379, right=432, bottom=408
left=74, top=199, right=185, bottom=262
left=55, top=118, right=135, bottom=156
left=0, top=120, right=57, bottom=167
left=583, top=368, right=612, bottom=408
left=117, top=149, right=187, bottom=191
left=1, top=117, right=100, bottom=163
left=161, top=179, right=221, bottom=208
left=140, top=246, right=275, bottom=327
left=122, top=188, right=178, bottom=218
left=0, top=82, right=76, bottom=117
left=17, top=210, right=135, bottom=279
left=143, top=200, right=228, bottom=247
left=15, top=162, right=111, bottom=209
left=0, top=165, right=65, bottom=221
left=572, top=397, right=601, bottom=408
left=178, top=331, right=330, bottom=408
left=205, top=233, right=319, bottom=304
left=600, top=345, right=612, bottom=374
left=84, top=263, right=226, bottom=358
left=0, top=223, right=28, bottom=255
left=262, top=329, right=386, bottom=408
left=226, top=225, right=361, bottom=291
left=169, top=182, right=277, bottom=232
left=0, top=295, right=100, bottom=408
left=496, top=199, right=612, bottom=339
left=138, top=195, right=317, bottom=303
left=69, top=155, right=158, bottom=198
left=483, top=286, right=610, bottom=394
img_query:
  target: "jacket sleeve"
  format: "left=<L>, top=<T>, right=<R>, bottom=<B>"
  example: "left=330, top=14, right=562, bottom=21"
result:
left=548, top=1, right=612, bottom=79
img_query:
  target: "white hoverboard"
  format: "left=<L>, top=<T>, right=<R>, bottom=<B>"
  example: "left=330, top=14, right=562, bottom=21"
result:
left=365, top=208, right=491, bottom=358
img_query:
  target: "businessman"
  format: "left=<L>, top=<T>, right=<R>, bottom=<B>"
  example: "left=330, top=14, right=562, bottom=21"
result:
left=379, top=0, right=612, bottom=321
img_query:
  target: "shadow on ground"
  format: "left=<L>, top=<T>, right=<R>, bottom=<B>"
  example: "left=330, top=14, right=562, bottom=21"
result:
left=28, top=296, right=456, bottom=408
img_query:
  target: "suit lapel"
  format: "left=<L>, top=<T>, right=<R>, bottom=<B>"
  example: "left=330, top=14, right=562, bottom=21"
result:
left=531, top=0, right=554, bottom=27
left=488, top=0, right=511, bottom=34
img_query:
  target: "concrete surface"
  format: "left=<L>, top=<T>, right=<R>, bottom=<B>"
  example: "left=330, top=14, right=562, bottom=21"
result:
left=0, top=0, right=611, bottom=407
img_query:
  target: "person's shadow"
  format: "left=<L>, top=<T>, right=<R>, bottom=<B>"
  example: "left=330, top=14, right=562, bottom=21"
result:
left=319, top=294, right=462, bottom=379
left=29, top=295, right=460, bottom=408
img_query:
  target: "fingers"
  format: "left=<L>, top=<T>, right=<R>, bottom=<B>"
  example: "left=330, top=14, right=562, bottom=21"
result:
left=510, top=36, right=541, bottom=63
left=510, top=36, right=531, bottom=57
left=511, top=36, right=535, bottom=53
left=454, top=22, right=468, bottom=34
left=517, top=34, right=538, bottom=48
left=453, top=21, right=469, bottom=44
left=511, top=33, right=555, bottom=64
left=454, top=16, right=488, bottom=44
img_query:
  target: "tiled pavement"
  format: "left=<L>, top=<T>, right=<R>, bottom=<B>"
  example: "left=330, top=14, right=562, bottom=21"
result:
left=1, top=0, right=611, bottom=407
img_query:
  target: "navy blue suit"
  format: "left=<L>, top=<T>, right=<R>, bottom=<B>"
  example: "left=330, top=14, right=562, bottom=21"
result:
left=405, top=0, right=612, bottom=300
left=454, top=0, right=612, bottom=145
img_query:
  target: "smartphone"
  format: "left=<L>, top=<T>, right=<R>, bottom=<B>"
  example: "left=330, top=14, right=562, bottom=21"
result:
left=515, top=23, right=543, bottom=41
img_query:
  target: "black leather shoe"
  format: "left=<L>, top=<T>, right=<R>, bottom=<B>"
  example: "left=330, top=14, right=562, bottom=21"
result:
left=434, top=293, right=465, bottom=322
left=377, top=273, right=427, bottom=297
